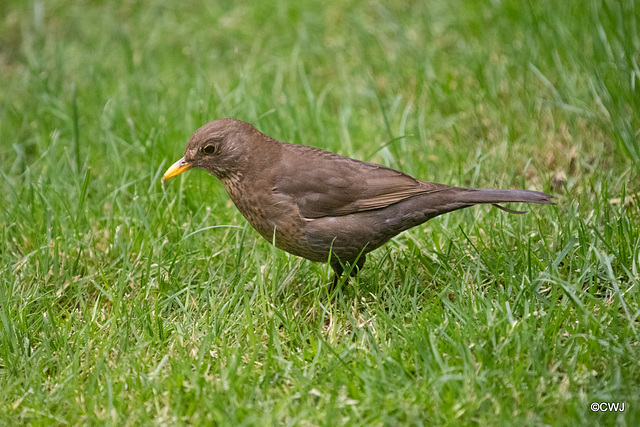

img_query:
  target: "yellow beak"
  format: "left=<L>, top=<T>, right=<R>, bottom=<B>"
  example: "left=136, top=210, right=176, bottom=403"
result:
left=162, top=157, right=192, bottom=181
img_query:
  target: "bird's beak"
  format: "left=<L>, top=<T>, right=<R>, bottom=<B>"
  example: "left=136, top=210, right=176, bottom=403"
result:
left=162, top=157, right=192, bottom=181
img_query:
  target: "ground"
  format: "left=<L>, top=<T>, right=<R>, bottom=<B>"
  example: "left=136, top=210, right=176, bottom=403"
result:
left=1, top=0, right=639, bottom=425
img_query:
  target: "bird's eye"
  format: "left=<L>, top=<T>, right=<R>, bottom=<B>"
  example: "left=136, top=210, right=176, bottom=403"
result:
left=202, top=144, right=216, bottom=155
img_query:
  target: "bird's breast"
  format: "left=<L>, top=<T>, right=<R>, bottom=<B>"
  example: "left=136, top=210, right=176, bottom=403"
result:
left=220, top=176, right=324, bottom=261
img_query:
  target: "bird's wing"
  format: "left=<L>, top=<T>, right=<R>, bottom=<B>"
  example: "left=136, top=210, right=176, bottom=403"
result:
left=274, top=144, right=447, bottom=219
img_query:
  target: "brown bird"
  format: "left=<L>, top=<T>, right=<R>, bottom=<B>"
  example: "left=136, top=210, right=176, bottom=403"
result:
left=163, top=118, right=554, bottom=289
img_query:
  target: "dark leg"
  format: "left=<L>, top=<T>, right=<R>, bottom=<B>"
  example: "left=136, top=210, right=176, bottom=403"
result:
left=328, top=254, right=367, bottom=293
left=329, top=262, right=344, bottom=294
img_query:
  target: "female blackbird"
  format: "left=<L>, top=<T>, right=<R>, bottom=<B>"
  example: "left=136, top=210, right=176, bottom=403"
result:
left=163, top=118, right=554, bottom=288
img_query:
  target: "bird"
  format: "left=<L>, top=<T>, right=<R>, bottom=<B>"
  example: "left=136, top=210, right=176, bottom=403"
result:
left=162, top=118, right=554, bottom=290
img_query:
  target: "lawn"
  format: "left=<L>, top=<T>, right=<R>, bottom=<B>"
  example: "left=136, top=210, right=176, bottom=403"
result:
left=1, top=0, right=639, bottom=425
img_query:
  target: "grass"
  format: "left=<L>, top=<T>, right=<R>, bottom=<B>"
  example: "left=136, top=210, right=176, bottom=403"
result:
left=1, top=0, right=639, bottom=425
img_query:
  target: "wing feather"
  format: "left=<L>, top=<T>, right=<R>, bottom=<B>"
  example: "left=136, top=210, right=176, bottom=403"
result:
left=274, top=143, right=446, bottom=218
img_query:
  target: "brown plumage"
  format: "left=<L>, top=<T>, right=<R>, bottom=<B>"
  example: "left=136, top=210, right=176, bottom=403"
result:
left=163, top=118, right=554, bottom=289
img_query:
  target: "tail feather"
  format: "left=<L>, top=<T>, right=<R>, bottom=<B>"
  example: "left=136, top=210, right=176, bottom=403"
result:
left=457, top=188, right=555, bottom=206
left=435, top=187, right=555, bottom=216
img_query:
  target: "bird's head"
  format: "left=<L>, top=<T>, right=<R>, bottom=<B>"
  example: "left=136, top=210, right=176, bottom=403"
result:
left=162, top=118, right=260, bottom=182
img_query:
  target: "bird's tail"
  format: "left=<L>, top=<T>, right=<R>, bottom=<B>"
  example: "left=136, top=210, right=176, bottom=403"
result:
left=427, top=187, right=555, bottom=218
left=457, top=188, right=554, bottom=213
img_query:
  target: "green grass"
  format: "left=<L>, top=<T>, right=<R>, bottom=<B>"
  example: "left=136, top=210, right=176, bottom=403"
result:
left=1, top=0, right=639, bottom=425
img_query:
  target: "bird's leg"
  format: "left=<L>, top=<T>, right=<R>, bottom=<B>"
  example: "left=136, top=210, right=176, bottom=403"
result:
left=328, top=254, right=367, bottom=294
left=329, top=262, right=344, bottom=294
